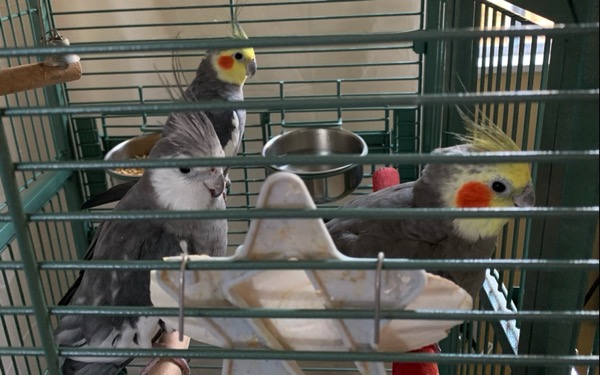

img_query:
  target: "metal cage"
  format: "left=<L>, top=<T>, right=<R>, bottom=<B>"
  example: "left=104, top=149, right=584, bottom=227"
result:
left=0, top=0, right=598, bottom=374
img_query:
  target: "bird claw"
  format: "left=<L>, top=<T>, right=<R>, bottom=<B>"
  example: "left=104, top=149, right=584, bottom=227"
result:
left=223, top=175, right=231, bottom=202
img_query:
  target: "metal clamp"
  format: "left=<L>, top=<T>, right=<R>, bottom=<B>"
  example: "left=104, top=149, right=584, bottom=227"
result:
left=36, top=0, right=79, bottom=67
left=374, top=252, right=384, bottom=345
left=43, top=32, right=80, bottom=67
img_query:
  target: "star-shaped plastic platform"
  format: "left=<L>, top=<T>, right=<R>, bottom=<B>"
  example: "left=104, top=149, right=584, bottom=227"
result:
left=150, top=172, right=472, bottom=375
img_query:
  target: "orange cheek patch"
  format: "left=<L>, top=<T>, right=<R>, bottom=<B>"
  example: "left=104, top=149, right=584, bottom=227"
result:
left=217, top=55, right=234, bottom=70
left=455, top=181, right=492, bottom=208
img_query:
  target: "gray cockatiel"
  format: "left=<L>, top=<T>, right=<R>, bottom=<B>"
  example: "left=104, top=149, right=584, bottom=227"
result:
left=169, top=19, right=256, bottom=160
left=326, top=115, right=536, bottom=298
left=80, top=21, right=256, bottom=210
left=54, top=111, right=228, bottom=375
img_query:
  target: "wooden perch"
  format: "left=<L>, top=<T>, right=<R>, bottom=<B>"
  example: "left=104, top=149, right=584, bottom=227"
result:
left=0, top=61, right=82, bottom=96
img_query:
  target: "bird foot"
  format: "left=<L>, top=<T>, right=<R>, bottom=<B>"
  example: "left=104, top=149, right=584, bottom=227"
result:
left=223, top=175, right=231, bottom=202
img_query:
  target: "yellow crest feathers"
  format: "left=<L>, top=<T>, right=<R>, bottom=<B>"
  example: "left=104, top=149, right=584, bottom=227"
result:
left=230, top=1, right=249, bottom=40
left=454, top=107, right=521, bottom=152
left=231, top=21, right=249, bottom=40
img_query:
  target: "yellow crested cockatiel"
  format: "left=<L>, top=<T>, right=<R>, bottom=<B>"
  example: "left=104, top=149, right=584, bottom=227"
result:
left=327, top=111, right=535, bottom=375
left=327, top=111, right=535, bottom=299
left=81, top=19, right=256, bottom=209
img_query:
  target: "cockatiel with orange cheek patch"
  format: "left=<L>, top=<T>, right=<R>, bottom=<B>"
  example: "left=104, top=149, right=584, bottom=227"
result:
left=180, top=20, right=256, bottom=161
left=326, top=112, right=535, bottom=298
left=81, top=19, right=256, bottom=209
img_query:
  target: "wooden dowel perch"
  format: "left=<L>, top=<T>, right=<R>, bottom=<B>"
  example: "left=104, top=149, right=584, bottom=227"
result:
left=0, top=61, right=82, bottom=96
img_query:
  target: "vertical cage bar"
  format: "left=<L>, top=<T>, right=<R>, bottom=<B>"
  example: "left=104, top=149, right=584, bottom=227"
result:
left=501, top=17, right=517, bottom=130
left=508, top=23, right=526, bottom=141
left=25, top=0, right=90, bottom=257
left=0, top=3, right=33, bottom=189
left=519, top=35, right=552, bottom=313
left=477, top=1, right=489, bottom=93
left=0, top=114, right=61, bottom=375
left=421, top=0, right=446, bottom=153
left=0, top=251, right=32, bottom=374
left=483, top=8, right=498, bottom=120
left=490, top=11, right=506, bottom=127
left=445, top=0, right=478, bottom=143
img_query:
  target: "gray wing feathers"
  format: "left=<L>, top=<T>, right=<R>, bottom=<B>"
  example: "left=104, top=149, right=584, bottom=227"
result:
left=55, top=181, right=226, bottom=373
left=54, top=219, right=178, bottom=343
left=204, top=109, right=244, bottom=156
left=186, top=58, right=246, bottom=156
left=60, top=358, right=130, bottom=375
left=80, top=181, right=137, bottom=210
left=326, top=181, right=496, bottom=298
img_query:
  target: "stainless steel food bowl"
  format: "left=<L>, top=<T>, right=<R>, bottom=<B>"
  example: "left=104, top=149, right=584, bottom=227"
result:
left=104, top=132, right=161, bottom=185
left=262, top=128, right=368, bottom=203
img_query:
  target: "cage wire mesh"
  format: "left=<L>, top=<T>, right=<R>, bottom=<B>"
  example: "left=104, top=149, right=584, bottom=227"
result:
left=0, top=0, right=598, bottom=374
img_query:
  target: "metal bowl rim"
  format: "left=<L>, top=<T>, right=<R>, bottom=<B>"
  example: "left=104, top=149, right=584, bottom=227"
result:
left=261, top=128, right=369, bottom=176
left=104, top=132, right=161, bottom=179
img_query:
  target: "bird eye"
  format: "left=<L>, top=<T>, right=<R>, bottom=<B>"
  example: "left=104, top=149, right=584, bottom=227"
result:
left=233, top=52, right=244, bottom=60
left=179, top=167, right=191, bottom=174
left=210, top=167, right=216, bottom=173
left=491, top=181, right=507, bottom=193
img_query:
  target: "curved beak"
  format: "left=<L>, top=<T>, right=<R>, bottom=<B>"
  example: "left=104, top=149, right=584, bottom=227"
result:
left=205, top=173, right=226, bottom=199
left=513, top=183, right=535, bottom=207
left=246, top=59, right=257, bottom=78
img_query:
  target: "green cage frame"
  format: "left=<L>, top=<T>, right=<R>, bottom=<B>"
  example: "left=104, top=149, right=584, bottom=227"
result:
left=1, top=0, right=598, bottom=374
